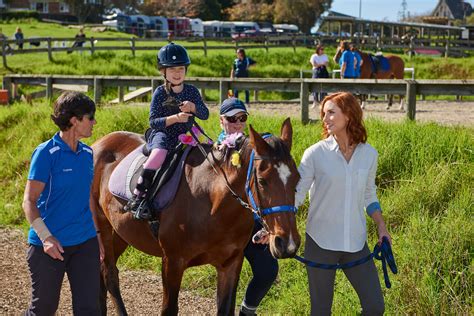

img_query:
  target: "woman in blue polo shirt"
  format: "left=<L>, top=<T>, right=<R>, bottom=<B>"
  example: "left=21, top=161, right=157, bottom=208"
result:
left=230, top=48, right=256, bottom=104
left=22, top=91, right=102, bottom=315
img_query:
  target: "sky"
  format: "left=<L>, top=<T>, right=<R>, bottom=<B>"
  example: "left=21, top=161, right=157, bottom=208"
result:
left=329, top=0, right=474, bottom=22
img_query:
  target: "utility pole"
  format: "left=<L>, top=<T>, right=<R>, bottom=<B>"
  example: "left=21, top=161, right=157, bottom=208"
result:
left=359, top=0, right=362, bottom=18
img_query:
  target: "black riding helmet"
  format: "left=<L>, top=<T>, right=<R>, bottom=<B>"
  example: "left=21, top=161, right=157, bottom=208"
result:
left=157, top=42, right=191, bottom=69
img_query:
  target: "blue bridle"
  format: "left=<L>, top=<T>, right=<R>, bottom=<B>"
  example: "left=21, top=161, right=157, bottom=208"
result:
left=244, top=134, right=298, bottom=222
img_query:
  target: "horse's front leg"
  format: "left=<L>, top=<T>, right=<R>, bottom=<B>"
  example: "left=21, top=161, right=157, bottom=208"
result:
left=161, top=256, right=186, bottom=316
left=399, top=95, right=405, bottom=111
left=216, top=251, right=245, bottom=316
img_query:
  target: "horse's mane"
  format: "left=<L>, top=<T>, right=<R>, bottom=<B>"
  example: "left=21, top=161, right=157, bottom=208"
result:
left=216, top=134, right=291, bottom=172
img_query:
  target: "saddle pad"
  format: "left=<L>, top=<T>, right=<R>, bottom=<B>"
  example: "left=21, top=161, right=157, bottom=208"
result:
left=108, top=145, right=191, bottom=211
left=370, top=55, right=391, bottom=73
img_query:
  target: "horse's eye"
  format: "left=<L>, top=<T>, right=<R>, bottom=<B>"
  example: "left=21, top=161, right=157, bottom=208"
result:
left=258, top=178, right=267, bottom=186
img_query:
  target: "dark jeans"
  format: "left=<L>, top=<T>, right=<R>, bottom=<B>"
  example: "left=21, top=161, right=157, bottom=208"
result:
left=312, top=67, right=329, bottom=103
left=305, top=234, right=384, bottom=316
left=242, top=223, right=279, bottom=309
left=25, top=237, right=100, bottom=316
left=234, top=89, right=250, bottom=104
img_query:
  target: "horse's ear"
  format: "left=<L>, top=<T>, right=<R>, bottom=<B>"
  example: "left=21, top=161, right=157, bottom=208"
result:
left=280, top=118, right=292, bottom=151
left=249, top=125, right=271, bottom=156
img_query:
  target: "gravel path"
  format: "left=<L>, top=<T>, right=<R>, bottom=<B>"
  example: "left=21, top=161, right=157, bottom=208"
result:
left=0, top=227, right=217, bottom=315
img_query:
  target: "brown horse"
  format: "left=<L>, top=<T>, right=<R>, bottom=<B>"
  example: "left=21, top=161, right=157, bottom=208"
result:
left=334, top=41, right=405, bottom=110
left=90, top=118, right=301, bottom=315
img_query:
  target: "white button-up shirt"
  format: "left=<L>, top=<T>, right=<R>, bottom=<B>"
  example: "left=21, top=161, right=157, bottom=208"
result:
left=295, top=136, right=381, bottom=253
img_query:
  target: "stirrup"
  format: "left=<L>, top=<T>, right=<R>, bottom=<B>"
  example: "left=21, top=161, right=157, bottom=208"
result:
left=131, top=199, right=153, bottom=220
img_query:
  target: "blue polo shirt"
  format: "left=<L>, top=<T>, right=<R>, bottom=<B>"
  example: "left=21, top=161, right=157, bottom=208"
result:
left=27, top=132, right=96, bottom=246
left=339, top=50, right=355, bottom=78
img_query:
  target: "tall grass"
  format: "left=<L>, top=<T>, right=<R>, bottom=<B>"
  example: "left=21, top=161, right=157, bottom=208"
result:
left=0, top=101, right=472, bottom=314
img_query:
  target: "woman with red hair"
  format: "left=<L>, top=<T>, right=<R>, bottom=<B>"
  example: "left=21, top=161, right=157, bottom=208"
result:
left=295, top=92, right=391, bottom=315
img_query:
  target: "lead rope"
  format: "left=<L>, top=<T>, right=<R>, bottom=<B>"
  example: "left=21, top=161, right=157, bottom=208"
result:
left=295, top=236, right=397, bottom=289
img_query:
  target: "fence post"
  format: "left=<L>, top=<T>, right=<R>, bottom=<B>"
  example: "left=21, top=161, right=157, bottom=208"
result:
left=47, top=38, right=53, bottom=62
left=408, top=37, right=414, bottom=60
left=264, top=35, right=269, bottom=53
left=46, top=76, right=53, bottom=100
left=1, top=39, right=7, bottom=69
left=131, top=38, right=136, bottom=57
left=90, top=37, right=95, bottom=55
left=94, top=77, right=102, bottom=104
left=405, top=80, right=417, bottom=121
left=292, top=34, right=296, bottom=53
left=219, top=80, right=229, bottom=105
left=444, top=39, right=449, bottom=58
left=118, top=86, right=124, bottom=103
left=151, top=79, right=160, bottom=93
left=201, top=88, right=206, bottom=101
left=300, top=81, right=309, bottom=124
left=203, top=37, right=207, bottom=57
left=2, top=76, right=12, bottom=103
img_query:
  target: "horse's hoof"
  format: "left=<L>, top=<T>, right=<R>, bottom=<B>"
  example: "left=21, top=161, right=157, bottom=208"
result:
left=386, top=105, right=391, bottom=110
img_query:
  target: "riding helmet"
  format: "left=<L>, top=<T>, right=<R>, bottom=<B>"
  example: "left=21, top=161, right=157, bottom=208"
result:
left=157, top=43, right=191, bottom=69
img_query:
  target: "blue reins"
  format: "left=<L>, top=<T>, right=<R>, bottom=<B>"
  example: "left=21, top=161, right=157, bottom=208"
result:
left=295, top=236, right=397, bottom=288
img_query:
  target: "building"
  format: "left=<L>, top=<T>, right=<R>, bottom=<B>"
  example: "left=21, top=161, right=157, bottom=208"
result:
left=431, top=0, right=473, bottom=20
left=6, top=0, right=70, bottom=14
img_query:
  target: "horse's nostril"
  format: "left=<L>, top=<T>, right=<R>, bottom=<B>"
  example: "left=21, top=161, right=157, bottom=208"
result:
left=274, top=236, right=286, bottom=251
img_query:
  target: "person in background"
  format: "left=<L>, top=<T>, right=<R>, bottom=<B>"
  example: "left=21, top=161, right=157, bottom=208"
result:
left=14, top=27, right=24, bottom=50
left=67, top=28, right=86, bottom=54
left=230, top=48, right=256, bottom=105
left=296, top=92, right=391, bottom=316
left=217, top=98, right=278, bottom=316
left=124, top=43, right=209, bottom=218
left=350, top=43, right=363, bottom=78
left=23, top=91, right=103, bottom=315
left=335, top=41, right=356, bottom=79
left=309, top=44, right=330, bottom=108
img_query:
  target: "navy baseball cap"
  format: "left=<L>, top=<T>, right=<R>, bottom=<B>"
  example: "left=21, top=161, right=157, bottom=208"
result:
left=220, top=98, right=248, bottom=117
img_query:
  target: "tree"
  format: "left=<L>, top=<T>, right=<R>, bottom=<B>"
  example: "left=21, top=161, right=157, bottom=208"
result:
left=274, top=0, right=332, bottom=33
left=64, top=0, right=104, bottom=23
left=226, top=0, right=274, bottom=22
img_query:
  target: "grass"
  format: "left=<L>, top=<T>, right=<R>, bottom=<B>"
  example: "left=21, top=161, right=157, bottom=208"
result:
left=0, top=101, right=472, bottom=314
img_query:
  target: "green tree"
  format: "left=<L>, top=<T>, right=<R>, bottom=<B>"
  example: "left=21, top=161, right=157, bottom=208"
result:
left=226, top=0, right=274, bottom=22
left=64, top=0, right=104, bottom=23
left=274, top=0, right=332, bottom=33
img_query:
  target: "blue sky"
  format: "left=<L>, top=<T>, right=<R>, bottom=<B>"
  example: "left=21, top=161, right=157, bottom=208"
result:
left=329, top=0, right=474, bottom=22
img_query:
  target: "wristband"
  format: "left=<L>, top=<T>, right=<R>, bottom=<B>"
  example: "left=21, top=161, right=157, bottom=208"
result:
left=31, top=217, right=52, bottom=242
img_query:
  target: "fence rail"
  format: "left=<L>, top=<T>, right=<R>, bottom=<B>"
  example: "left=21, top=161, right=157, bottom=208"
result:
left=3, top=74, right=474, bottom=123
left=2, top=33, right=474, bottom=68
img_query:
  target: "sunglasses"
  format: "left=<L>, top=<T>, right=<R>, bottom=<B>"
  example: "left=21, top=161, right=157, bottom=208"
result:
left=226, top=114, right=248, bottom=123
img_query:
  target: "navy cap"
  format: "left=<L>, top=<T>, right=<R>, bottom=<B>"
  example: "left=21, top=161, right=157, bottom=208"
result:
left=220, top=98, right=248, bottom=117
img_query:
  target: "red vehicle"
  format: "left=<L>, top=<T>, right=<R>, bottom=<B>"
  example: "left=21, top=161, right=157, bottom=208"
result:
left=167, top=17, right=192, bottom=37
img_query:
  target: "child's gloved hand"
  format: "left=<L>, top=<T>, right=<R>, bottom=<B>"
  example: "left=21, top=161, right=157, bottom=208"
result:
left=179, top=101, right=196, bottom=114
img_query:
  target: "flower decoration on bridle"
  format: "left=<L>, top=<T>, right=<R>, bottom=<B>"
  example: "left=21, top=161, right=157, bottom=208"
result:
left=178, top=126, right=213, bottom=147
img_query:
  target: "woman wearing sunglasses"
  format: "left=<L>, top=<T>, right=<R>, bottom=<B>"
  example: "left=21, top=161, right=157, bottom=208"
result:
left=217, top=98, right=277, bottom=316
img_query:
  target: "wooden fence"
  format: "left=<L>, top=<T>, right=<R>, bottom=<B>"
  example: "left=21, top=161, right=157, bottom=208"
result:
left=3, top=74, right=474, bottom=123
left=2, top=34, right=474, bottom=68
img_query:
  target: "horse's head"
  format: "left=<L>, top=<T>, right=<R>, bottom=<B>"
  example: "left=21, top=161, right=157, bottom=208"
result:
left=247, top=118, right=301, bottom=258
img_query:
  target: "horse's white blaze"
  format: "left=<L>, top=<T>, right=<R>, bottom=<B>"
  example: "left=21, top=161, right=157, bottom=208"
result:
left=276, top=163, right=291, bottom=186
left=287, top=232, right=297, bottom=253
